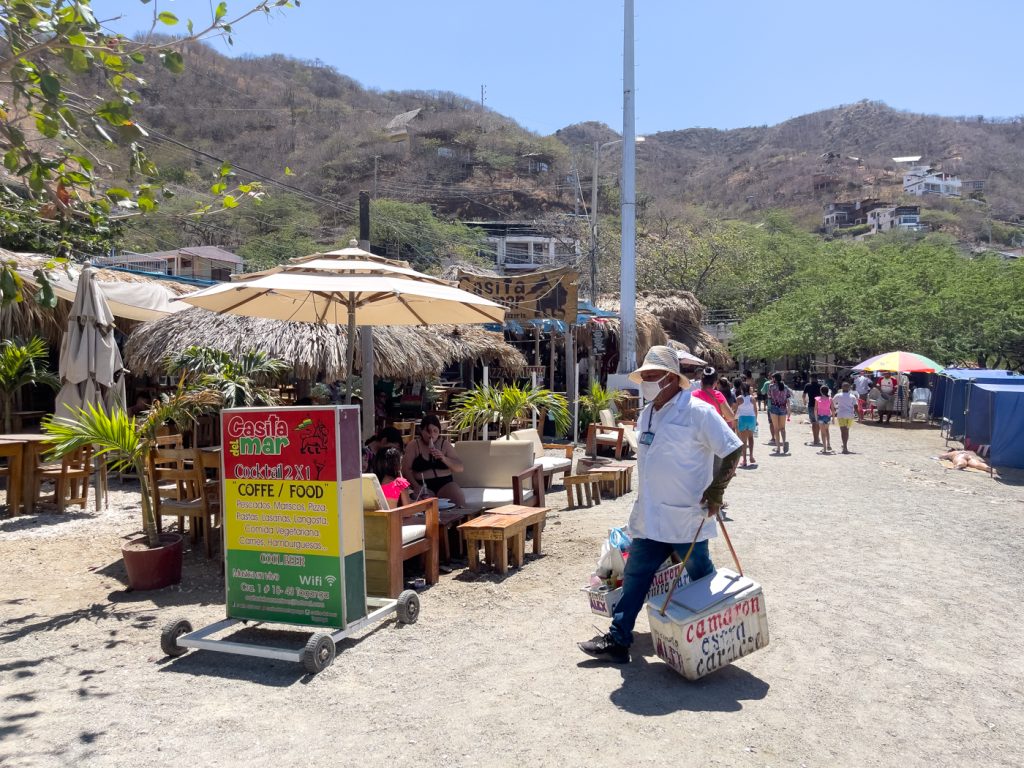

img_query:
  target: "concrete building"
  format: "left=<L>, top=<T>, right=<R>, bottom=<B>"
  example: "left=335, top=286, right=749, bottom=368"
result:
left=867, top=205, right=922, bottom=233
left=822, top=199, right=889, bottom=233
left=465, top=221, right=579, bottom=273
left=903, top=166, right=962, bottom=198
left=94, top=246, right=243, bottom=281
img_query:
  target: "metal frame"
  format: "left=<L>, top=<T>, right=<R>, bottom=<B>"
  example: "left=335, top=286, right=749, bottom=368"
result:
left=174, top=596, right=398, bottom=662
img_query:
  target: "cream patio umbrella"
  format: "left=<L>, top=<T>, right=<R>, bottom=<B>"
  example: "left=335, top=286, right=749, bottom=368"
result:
left=179, top=241, right=506, bottom=434
left=54, top=266, right=127, bottom=510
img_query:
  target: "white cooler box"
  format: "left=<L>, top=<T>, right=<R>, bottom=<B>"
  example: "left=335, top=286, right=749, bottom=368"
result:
left=583, top=560, right=691, bottom=617
left=647, top=568, right=768, bottom=680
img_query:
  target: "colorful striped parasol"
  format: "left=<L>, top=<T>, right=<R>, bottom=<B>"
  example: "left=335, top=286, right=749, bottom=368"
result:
left=852, top=351, right=944, bottom=373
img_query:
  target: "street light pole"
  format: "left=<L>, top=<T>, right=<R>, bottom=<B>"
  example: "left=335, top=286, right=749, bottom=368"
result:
left=618, top=0, right=637, bottom=373
left=590, top=141, right=601, bottom=303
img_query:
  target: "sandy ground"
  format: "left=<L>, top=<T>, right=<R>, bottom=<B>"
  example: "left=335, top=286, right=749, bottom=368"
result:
left=2, top=419, right=1023, bottom=768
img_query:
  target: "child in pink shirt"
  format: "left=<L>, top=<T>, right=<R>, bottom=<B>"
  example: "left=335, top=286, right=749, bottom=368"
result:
left=815, top=386, right=833, bottom=454
left=374, top=446, right=411, bottom=508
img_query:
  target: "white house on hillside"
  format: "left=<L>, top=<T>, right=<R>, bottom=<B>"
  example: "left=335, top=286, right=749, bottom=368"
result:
left=903, top=166, right=961, bottom=198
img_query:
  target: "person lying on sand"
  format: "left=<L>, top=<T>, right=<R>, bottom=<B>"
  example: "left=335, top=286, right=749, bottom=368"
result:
left=937, top=449, right=991, bottom=471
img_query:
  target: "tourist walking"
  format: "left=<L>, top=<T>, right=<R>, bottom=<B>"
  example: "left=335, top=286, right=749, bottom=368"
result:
left=758, top=374, right=776, bottom=444
left=815, top=385, right=833, bottom=454
left=736, top=383, right=758, bottom=466
left=832, top=380, right=858, bottom=453
left=767, top=372, right=792, bottom=454
left=803, top=375, right=822, bottom=446
left=578, top=346, right=742, bottom=664
left=854, top=371, right=872, bottom=422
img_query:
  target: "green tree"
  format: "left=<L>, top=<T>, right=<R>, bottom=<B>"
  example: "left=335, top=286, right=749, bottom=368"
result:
left=0, top=336, right=59, bottom=432
left=0, top=0, right=296, bottom=302
left=367, top=198, right=489, bottom=272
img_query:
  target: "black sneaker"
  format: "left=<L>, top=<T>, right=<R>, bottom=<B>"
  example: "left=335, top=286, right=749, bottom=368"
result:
left=578, top=633, right=629, bottom=663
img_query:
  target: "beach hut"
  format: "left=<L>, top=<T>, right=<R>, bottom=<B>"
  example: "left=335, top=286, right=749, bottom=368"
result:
left=964, top=384, right=1024, bottom=469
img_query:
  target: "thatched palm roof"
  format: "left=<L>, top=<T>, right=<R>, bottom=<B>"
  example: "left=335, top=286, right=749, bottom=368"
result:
left=124, top=308, right=526, bottom=381
left=637, top=292, right=733, bottom=369
left=0, top=250, right=193, bottom=344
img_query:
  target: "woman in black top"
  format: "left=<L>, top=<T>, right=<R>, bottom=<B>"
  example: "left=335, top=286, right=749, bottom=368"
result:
left=402, top=415, right=466, bottom=507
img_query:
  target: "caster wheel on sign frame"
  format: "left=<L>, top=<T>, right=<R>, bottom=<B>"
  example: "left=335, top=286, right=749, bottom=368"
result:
left=397, top=590, right=420, bottom=624
left=160, top=617, right=193, bottom=658
left=302, top=632, right=336, bottom=674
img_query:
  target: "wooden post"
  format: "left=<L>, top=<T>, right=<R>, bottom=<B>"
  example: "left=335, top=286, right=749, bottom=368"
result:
left=549, top=328, right=556, bottom=391
left=359, top=190, right=374, bottom=440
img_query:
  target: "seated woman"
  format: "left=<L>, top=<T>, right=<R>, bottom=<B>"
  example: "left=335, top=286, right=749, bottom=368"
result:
left=373, top=446, right=411, bottom=509
left=937, top=449, right=991, bottom=472
left=402, top=414, right=466, bottom=507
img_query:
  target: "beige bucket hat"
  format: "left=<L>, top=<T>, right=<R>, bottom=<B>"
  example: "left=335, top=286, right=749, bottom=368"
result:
left=628, top=345, right=690, bottom=389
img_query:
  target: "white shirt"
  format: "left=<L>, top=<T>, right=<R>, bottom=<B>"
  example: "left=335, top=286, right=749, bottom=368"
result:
left=833, top=391, right=857, bottom=419
left=628, top=390, right=743, bottom=544
left=854, top=375, right=872, bottom=396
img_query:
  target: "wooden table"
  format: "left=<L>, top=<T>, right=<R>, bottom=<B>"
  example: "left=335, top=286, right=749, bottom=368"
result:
left=0, top=439, right=25, bottom=516
left=0, top=434, right=55, bottom=514
left=486, top=504, right=549, bottom=557
left=585, top=463, right=633, bottom=499
left=409, top=505, right=477, bottom=563
left=458, top=506, right=550, bottom=574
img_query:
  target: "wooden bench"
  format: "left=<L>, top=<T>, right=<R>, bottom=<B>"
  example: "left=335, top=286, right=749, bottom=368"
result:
left=563, top=474, right=601, bottom=509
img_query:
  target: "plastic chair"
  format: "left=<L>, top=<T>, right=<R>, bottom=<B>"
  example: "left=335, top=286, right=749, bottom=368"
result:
left=909, top=388, right=931, bottom=422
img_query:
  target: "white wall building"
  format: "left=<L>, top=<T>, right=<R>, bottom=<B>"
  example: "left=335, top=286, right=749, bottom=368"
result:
left=867, top=206, right=922, bottom=233
left=903, top=166, right=961, bottom=198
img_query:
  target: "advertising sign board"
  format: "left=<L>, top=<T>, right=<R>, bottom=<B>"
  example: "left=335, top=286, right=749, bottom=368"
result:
left=457, top=267, right=578, bottom=323
left=221, top=406, right=365, bottom=629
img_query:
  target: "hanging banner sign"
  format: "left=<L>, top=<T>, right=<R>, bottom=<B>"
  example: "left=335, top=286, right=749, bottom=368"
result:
left=221, top=406, right=365, bottom=629
left=457, top=267, right=578, bottom=323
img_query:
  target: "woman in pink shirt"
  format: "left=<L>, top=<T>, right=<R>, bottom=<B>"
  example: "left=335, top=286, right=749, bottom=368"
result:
left=692, top=367, right=736, bottom=427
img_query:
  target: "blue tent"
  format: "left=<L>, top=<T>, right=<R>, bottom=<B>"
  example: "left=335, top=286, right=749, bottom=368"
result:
left=964, top=384, right=1024, bottom=468
left=938, top=370, right=1024, bottom=438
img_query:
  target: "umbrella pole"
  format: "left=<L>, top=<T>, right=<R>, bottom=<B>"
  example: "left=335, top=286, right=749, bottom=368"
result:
left=345, top=296, right=357, bottom=405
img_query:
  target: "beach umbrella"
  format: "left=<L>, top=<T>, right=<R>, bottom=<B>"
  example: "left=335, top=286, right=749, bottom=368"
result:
left=179, top=241, right=505, bottom=435
left=852, top=351, right=944, bottom=373
left=54, top=266, right=126, bottom=509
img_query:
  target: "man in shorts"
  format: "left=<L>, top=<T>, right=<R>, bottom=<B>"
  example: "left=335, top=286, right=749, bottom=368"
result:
left=832, top=380, right=858, bottom=454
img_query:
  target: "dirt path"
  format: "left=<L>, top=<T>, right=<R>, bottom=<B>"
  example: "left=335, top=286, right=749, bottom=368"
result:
left=2, top=420, right=1023, bottom=767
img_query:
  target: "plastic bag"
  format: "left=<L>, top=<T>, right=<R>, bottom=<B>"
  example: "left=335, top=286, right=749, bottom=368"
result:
left=608, top=526, right=632, bottom=552
left=595, top=539, right=627, bottom=580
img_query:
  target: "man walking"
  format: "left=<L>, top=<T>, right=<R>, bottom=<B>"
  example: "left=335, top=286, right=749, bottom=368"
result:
left=854, top=372, right=872, bottom=422
left=803, top=374, right=822, bottom=446
left=832, top=380, right=858, bottom=454
left=578, top=346, right=743, bottom=663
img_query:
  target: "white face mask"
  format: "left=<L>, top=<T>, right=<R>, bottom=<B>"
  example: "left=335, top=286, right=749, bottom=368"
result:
left=640, top=375, right=669, bottom=400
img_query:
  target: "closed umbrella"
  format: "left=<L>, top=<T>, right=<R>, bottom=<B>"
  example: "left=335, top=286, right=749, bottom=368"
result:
left=180, top=242, right=505, bottom=436
left=54, top=266, right=127, bottom=509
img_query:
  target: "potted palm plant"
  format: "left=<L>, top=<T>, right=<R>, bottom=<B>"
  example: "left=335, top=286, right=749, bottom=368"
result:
left=450, top=381, right=571, bottom=439
left=0, top=337, right=59, bottom=433
left=166, top=346, right=288, bottom=407
left=578, top=381, right=626, bottom=432
left=44, top=387, right=222, bottom=590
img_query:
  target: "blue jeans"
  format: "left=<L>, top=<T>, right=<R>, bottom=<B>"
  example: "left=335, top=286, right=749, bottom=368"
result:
left=609, top=537, right=714, bottom=647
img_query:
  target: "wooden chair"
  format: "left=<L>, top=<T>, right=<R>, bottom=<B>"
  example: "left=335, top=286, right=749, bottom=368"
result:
left=586, top=409, right=626, bottom=459
left=147, top=446, right=220, bottom=558
left=511, top=464, right=546, bottom=508
left=361, top=475, right=439, bottom=598
left=35, top=445, right=93, bottom=513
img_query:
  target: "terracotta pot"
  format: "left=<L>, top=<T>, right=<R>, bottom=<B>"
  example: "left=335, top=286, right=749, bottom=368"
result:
left=121, top=533, right=183, bottom=590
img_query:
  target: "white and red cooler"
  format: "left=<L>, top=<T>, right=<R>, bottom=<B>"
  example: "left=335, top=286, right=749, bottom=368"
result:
left=647, top=567, right=768, bottom=680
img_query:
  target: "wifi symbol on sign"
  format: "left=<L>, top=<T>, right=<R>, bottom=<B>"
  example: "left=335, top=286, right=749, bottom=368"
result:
left=325, top=575, right=337, bottom=587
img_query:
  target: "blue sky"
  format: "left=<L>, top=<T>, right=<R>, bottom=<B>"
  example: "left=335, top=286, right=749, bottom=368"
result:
left=96, top=0, right=1024, bottom=136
